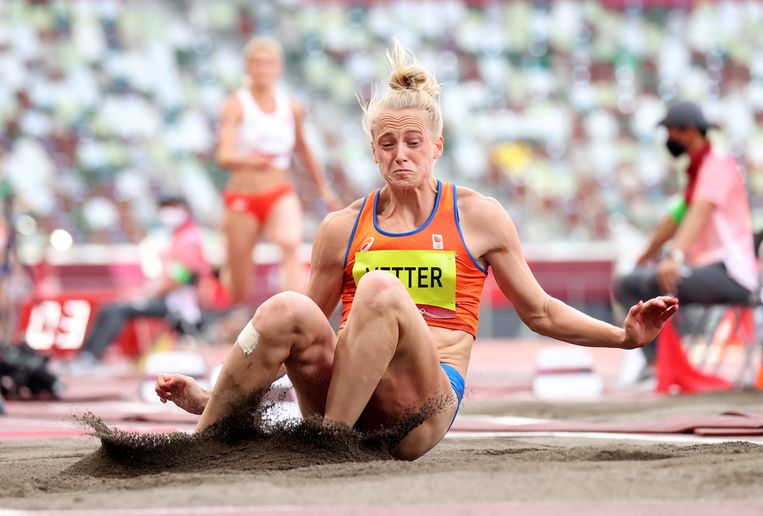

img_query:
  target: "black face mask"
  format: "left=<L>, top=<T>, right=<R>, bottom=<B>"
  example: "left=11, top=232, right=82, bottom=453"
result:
left=665, top=139, right=686, bottom=157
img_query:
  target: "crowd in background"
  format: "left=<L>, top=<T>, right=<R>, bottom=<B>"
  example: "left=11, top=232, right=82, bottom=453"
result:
left=2, top=0, right=763, bottom=265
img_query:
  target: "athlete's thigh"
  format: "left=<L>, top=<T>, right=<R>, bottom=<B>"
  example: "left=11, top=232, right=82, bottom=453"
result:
left=224, top=209, right=260, bottom=273
left=359, top=297, right=456, bottom=431
left=224, top=208, right=260, bottom=255
left=263, top=193, right=302, bottom=247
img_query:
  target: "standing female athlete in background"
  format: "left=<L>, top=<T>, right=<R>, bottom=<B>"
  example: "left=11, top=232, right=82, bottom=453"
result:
left=216, top=36, right=338, bottom=304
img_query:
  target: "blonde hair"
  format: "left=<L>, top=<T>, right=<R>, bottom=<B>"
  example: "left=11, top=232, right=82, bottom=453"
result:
left=361, top=40, right=442, bottom=140
left=243, top=35, right=283, bottom=62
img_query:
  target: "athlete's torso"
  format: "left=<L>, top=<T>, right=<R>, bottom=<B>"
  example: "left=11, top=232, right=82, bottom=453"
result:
left=341, top=181, right=488, bottom=338
left=235, top=87, right=295, bottom=170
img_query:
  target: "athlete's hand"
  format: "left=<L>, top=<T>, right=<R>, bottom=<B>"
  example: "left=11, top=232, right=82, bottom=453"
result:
left=622, top=296, right=679, bottom=349
left=155, top=373, right=208, bottom=415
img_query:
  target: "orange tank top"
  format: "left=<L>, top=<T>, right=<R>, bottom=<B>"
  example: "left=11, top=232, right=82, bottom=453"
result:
left=341, top=180, right=488, bottom=337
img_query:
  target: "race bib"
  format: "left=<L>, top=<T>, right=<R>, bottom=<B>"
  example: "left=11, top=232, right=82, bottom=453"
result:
left=353, top=249, right=456, bottom=317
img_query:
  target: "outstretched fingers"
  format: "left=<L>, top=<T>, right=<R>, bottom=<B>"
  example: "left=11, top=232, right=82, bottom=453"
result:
left=623, top=296, right=680, bottom=349
left=627, top=300, right=643, bottom=316
left=661, top=304, right=679, bottom=321
left=635, top=296, right=679, bottom=325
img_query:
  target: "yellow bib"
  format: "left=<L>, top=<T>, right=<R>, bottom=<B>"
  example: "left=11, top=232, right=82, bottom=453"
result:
left=352, top=250, right=456, bottom=312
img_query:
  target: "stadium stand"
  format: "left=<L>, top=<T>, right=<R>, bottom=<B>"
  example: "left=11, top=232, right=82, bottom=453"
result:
left=1, top=0, right=762, bottom=250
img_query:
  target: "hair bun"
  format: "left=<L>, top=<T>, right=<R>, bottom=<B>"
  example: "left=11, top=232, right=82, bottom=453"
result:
left=386, top=41, right=440, bottom=97
left=360, top=39, right=444, bottom=139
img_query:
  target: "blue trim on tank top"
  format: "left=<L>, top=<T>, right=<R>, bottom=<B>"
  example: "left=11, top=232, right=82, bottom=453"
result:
left=372, top=180, right=442, bottom=237
left=343, top=196, right=368, bottom=269
left=453, top=185, right=488, bottom=275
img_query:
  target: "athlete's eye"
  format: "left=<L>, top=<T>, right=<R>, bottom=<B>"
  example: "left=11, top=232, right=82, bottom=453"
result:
left=381, top=143, right=394, bottom=149
left=407, top=140, right=421, bottom=147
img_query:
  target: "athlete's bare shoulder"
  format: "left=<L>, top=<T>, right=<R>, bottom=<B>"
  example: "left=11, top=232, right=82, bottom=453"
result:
left=454, top=185, right=517, bottom=255
left=314, top=196, right=365, bottom=257
left=220, top=92, right=243, bottom=119
left=454, top=186, right=507, bottom=223
left=325, top=196, right=364, bottom=228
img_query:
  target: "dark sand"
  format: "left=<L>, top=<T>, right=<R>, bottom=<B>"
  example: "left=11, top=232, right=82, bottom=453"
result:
left=2, top=391, right=763, bottom=512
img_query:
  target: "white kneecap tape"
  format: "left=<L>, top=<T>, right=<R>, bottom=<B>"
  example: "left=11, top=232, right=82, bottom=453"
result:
left=236, top=322, right=260, bottom=356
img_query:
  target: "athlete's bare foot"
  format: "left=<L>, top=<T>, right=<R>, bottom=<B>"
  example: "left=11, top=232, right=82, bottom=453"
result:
left=155, top=373, right=209, bottom=415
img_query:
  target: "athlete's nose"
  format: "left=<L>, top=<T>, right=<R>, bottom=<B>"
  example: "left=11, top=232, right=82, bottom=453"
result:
left=394, top=145, right=408, bottom=164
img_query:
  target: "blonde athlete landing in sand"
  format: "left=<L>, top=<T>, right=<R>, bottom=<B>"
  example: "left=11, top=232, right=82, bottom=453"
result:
left=157, top=41, right=678, bottom=460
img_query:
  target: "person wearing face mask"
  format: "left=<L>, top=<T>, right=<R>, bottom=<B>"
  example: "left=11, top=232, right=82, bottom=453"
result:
left=614, top=100, right=758, bottom=372
left=72, top=195, right=212, bottom=369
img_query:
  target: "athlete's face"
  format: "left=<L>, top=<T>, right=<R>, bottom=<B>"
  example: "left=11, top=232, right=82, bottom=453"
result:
left=371, top=109, right=443, bottom=189
left=245, top=47, right=282, bottom=89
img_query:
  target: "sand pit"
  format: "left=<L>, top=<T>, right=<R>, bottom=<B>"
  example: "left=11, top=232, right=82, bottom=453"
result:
left=2, top=434, right=762, bottom=512
left=2, top=391, right=763, bottom=512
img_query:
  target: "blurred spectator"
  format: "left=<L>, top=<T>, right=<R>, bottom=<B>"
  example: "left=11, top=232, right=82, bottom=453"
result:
left=72, top=195, right=212, bottom=368
left=613, top=100, right=758, bottom=370
left=0, top=176, right=33, bottom=344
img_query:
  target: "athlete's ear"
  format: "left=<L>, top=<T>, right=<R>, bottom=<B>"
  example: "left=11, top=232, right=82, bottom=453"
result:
left=371, top=143, right=378, bottom=163
left=433, top=134, right=444, bottom=159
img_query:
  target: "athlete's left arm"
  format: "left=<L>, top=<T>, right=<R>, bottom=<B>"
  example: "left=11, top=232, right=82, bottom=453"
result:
left=461, top=194, right=678, bottom=349
left=306, top=205, right=358, bottom=319
left=292, top=100, right=340, bottom=210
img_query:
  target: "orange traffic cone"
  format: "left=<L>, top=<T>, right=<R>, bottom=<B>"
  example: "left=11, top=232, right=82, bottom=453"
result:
left=656, top=318, right=732, bottom=394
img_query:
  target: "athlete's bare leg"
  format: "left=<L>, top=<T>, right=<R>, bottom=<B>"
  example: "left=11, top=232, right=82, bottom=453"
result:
left=224, top=208, right=259, bottom=304
left=324, top=271, right=458, bottom=460
left=194, top=291, right=335, bottom=433
left=264, top=193, right=305, bottom=292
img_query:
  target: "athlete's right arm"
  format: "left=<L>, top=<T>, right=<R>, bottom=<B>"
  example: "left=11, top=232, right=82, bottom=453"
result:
left=215, top=96, right=274, bottom=171
left=306, top=201, right=362, bottom=318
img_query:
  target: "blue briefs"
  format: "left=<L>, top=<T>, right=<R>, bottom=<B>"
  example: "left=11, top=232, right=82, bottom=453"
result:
left=439, top=362, right=465, bottom=428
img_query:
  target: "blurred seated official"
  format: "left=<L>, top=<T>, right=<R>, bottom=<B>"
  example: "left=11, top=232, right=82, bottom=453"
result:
left=614, top=100, right=759, bottom=370
left=73, top=195, right=213, bottom=368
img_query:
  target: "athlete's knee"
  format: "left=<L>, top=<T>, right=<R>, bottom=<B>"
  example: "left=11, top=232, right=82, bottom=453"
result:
left=251, top=291, right=317, bottom=339
left=355, top=271, right=406, bottom=312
